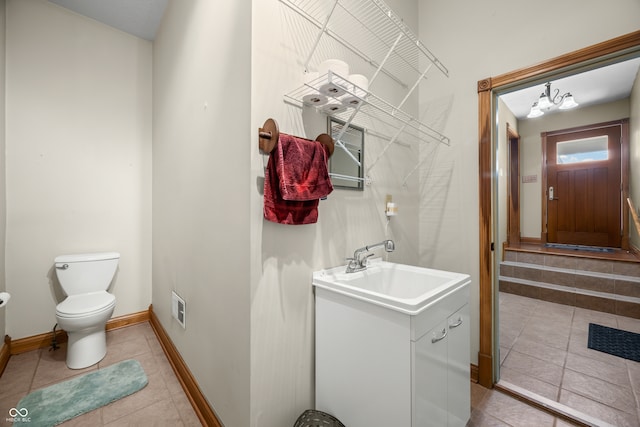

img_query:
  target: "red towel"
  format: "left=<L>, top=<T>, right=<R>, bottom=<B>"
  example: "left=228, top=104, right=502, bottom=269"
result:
left=264, top=134, right=333, bottom=225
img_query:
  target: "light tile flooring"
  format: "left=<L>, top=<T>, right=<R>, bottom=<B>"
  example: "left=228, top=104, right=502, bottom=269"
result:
left=468, top=382, right=581, bottom=426
left=0, top=322, right=200, bottom=426
left=499, top=292, right=640, bottom=427
left=0, top=319, right=610, bottom=427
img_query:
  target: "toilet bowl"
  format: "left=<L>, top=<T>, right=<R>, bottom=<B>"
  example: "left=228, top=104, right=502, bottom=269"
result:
left=54, top=252, right=119, bottom=369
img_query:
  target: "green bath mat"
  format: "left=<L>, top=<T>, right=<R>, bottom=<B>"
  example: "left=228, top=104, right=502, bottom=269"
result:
left=14, top=359, right=148, bottom=427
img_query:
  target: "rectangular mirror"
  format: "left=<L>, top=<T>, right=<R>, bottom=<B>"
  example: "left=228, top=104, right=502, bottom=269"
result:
left=328, top=117, right=365, bottom=190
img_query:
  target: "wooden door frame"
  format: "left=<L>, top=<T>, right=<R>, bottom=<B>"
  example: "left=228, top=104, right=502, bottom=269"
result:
left=477, top=30, right=640, bottom=388
left=506, top=124, right=520, bottom=247
left=541, top=119, right=630, bottom=248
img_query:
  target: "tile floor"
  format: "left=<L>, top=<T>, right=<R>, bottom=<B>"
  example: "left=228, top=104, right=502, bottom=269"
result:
left=468, top=382, right=581, bottom=426
left=0, top=320, right=596, bottom=427
left=499, top=291, right=640, bottom=427
left=0, top=322, right=200, bottom=426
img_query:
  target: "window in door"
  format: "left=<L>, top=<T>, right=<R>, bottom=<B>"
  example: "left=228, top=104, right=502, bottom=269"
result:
left=556, top=136, right=609, bottom=164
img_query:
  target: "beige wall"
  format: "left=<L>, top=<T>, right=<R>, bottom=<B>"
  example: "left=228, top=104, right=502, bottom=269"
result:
left=152, top=1, right=252, bottom=426
left=249, top=0, right=422, bottom=424
left=518, top=99, right=630, bottom=239
left=417, top=0, right=640, bottom=385
left=0, top=0, right=6, bottom=338
left=4, top=0, right=152, bottom=339
left=631, top=69, right=640, bottom=248
left=2, top=1, right=639, bottom=427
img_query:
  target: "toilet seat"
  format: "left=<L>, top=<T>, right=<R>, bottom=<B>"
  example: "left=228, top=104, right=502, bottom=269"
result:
left=56, top=291, right=116, bottom=318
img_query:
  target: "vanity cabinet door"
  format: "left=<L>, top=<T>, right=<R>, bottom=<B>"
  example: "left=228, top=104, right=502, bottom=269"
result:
left=412, top=304, right=470, bottom=427
left=447, top=304, right=470, bottom=427
left=413, top=319, right=448, bottom=427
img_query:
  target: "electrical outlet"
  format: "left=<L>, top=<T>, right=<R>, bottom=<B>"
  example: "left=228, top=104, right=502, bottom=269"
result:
left=171, top=291, right=186, bottom=329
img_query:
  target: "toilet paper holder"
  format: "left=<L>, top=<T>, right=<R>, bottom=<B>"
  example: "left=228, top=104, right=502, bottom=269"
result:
left=258, top=118, right=334, bottom=157
left=0, top=292, right=10, bottom=308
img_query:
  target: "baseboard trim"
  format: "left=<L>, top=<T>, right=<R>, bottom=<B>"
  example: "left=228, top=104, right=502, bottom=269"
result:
left=470, top=363, right=479, bottom=383
left=519, top=237, right=542, bottom=245
left=1, top=309, right=476, bottom=424
left=106, top=310, right=150, bottom=331
left=148, top=304, right=222, bottom=427
left=1, top=308, right=217, bottom=426
left=477, top=352, right=493, bottom=388
left=0, top=335, right=11, bottom=378
left=7, top=309, right=150, bottom=355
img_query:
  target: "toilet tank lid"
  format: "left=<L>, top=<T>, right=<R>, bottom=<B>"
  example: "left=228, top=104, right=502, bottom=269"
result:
left=55, top=252, right=120, bottom=263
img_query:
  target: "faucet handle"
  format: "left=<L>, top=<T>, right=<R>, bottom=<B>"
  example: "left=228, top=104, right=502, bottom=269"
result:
left=345, top=257, right=361, bottom=273
left=359, top=252, right=375, bottom=264
left=345, top=257, right=358, bottom=267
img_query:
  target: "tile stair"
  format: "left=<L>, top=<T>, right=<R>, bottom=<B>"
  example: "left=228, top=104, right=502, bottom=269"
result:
left=499, top=249, right=640, bottom=319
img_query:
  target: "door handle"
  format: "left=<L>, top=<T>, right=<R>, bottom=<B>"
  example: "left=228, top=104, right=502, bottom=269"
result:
left=549, top=186, right=558, bottom=200
left=449, top=317, right=463, bottom=329
left=431, top=328, right=447, bottom=343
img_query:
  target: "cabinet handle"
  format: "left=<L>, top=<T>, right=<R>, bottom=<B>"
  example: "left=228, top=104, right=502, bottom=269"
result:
left=449, top=317, right=463, bottom=329
left=431, top=328, right=447, bottom=343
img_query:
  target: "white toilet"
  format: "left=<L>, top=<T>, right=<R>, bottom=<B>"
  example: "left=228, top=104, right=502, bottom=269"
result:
left=54, top=252, right=120, bottom=369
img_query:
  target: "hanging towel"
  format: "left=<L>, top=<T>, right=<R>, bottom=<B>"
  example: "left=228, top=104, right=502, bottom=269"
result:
left=264, top=134, right=333, bottom=225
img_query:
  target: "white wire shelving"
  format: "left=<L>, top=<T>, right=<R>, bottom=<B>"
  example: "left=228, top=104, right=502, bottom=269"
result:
left=285, top=71, right=449, bottom=147
left=280, top=0, right=450, bottom=177
left=280, top=0, right=448, bottom=85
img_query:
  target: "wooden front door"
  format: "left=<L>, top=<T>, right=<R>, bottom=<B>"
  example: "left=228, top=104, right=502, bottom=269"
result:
left=544, top=123, right=622, bottom=247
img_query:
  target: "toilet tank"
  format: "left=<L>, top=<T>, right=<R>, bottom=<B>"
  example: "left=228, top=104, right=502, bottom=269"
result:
left=54, top=252, right=120, bottom=296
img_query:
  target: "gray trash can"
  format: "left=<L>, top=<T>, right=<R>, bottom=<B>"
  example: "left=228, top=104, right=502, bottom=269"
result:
left=294, top=409, right=345, bottom=427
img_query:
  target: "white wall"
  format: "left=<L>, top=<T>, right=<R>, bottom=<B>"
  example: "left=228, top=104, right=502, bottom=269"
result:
left=250, top=0, right=422, bottom=425
left=3, top=2, right=638, bottom=427
left=417, top=0, right=640, bottom=380
left=631, top=69, right=640, bottom=248
left=518, top=99, right=630, bottom=239
left=152, top=1, right=252, bottom=426
left=4, top=0, right=152, bottom=339
left=0, top=0, right=6, bottom=338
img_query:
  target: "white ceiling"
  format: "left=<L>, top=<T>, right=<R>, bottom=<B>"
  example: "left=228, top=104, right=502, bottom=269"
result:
left=500, top=57, right=640, bottom=120
left=47, top=1, right=640, bottom=120
left=48, top=0, right=168, bottom=41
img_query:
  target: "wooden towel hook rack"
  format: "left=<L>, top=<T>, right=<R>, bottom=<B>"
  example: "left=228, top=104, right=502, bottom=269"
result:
left=258, top=118, right=334, bottom=157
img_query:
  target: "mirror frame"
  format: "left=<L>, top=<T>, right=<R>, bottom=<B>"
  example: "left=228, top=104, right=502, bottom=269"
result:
left=328, top=116, right=365, bottom=190
left=477, top=30, right=640, bottom=389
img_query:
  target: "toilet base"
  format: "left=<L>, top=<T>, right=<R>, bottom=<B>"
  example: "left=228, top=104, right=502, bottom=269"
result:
left=66, top=327, right=107, bottom=369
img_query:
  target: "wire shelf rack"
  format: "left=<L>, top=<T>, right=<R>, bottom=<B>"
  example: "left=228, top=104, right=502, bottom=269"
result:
left=280, top=0, right=448, bottom=86
left=284, top=71, right=450, bottom=147
left=280, top=0, right=450, bottom=179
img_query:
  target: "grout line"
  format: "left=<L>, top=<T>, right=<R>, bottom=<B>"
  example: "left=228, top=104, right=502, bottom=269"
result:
left=499, top=292, right=640, bottom=424
left=557, top=307, right=575, bottom=403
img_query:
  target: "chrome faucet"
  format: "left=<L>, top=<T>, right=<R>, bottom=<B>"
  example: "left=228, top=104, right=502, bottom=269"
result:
left=346, top=240, right=395, bottom=273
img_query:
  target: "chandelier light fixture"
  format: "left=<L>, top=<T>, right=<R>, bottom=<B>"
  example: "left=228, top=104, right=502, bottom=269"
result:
left=527, top=82, right=579, bottom=118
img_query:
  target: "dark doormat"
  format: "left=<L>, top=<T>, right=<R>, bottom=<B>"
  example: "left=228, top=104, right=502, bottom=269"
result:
left=588, top=323, right=640, bottom=362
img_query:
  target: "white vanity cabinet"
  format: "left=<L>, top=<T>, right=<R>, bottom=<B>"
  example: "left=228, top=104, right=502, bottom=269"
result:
left=313, top=262, right=470, bottom=427
left=413, top=303, right=470, bottom=426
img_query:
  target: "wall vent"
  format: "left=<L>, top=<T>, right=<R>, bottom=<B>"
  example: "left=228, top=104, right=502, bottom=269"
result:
left=171, top=291, right=186, bottom=329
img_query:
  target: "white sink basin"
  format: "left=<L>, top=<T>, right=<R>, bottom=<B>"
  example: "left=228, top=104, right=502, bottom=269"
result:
left=312, top=259, right=470, bottom=315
